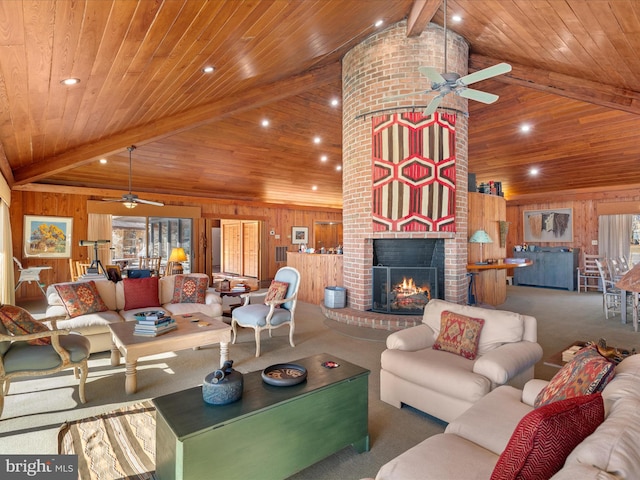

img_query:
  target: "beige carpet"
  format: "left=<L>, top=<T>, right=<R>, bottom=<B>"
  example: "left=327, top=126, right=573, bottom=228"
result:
left=4, top=286, right=638, bottom=479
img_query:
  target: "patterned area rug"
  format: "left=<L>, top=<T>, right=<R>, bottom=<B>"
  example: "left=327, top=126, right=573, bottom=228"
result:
left=58, top=401, right=156, bottom=480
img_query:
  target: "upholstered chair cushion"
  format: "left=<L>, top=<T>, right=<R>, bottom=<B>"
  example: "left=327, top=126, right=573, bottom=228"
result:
left=55, top=281, right=109, bottom=318
left=2, top=333, right=90, bottom=373
left=491, top=393, right=604, bottom=480
left=171, top=275, right=209, bottom=304
left=232, top=304, right=292, bottom=328
left=0, top=304, right=51, bottom=346
left=123, top=277, right=161, bottom=310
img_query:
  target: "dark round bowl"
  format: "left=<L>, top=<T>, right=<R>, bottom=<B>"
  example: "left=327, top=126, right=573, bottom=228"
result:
left=261, top=363, right=307, bottom=386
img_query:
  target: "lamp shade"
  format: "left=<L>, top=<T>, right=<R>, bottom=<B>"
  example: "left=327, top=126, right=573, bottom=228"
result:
left=469, top=230, right=493, bottom=244
left=169, top=247, right=187, bottom=263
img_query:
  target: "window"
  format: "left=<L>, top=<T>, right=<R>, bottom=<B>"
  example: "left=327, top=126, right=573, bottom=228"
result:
left=112, top=216, right=192, bottom=273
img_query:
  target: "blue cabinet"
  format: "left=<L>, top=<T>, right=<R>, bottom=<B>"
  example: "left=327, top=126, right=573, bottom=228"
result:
left=513, top=248, right=580, bottom=291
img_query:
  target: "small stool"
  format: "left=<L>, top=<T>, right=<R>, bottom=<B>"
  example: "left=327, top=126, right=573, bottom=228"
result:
left=506, top=276, right=514, bottom=286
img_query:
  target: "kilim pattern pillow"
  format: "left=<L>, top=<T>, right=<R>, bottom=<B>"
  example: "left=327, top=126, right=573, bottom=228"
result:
left=490, top=393, right=604, bottom=480
left=432, top=310, right=485, bottom=360
left=0, top=304, right=51, bottom=345
left=264, top=280, right=289, bottom=305
left=123, top=276, right=160, bottom=310
left=171, top=275, right=208, bottom=304
left=55, top=281, right=109, bottom=318
left=534, top=345, right=615, bottom=408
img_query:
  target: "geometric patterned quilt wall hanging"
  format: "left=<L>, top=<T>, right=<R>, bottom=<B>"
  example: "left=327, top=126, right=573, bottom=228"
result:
left=372, top=112, right=456, bottom=232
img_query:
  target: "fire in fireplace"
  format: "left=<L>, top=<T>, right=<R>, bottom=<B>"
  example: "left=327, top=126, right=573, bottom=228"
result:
left=372, top=266, right=438, bottom=314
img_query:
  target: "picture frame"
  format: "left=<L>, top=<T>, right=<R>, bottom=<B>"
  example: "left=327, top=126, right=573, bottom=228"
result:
left=291, top=226, right=309, bottom=244
left=23, top=215, right=73, bottom=258
left=523, top=208, right=573, bottom=243
left=105, top=264, right=122, bottom=283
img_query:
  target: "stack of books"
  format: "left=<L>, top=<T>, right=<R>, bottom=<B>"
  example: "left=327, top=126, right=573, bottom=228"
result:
left=562, top=344, right=584, bottom=362
left=231, top=283, right=249, bottom=292
left=133, top=310, right=177, bottom=337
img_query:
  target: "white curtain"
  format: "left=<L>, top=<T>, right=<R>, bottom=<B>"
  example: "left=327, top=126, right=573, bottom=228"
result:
left=0, top=175, right=14, bottom=305
left=598, top=214, right=631, bottom=262
left=88, top=214, right=112, bottom=271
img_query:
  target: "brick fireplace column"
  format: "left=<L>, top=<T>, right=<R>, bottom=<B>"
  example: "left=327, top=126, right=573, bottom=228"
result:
left=342, top=20, right=469, bottom=310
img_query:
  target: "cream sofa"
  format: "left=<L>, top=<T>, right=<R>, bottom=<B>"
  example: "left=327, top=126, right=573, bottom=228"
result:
left=45, top=273, right=223, bottom=353
left=380, top=299, right=543, bottom=423
left=375, top=353, right=640, bottom=479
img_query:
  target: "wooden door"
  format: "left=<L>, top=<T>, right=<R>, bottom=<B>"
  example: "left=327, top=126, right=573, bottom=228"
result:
left=223, top=223, right=242, bottom=274
left=242, top=222, right=259, bottom=277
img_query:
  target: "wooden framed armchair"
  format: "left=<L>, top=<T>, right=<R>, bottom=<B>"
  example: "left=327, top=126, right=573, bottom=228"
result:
left=231, top=267, right=300, bottom=357
left=0, top=305, right=90, bottom=418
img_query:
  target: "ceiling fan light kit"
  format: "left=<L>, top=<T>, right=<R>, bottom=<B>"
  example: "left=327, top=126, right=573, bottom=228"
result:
left=384, top=0, right=511, bottom=115
left=103, top=145, right=164, bottom=208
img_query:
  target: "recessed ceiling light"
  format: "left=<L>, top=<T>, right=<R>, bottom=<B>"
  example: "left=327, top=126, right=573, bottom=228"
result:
left=330, top=98, right=339, bottom=107
left=452, top=14, right=462, bottom=22
left=530, top=168, right=539, bottom=176
left=261, top=119, right=270, bottom=127
left=320, top=155, right=327, bottom=162
left=520, top=124, right=531, bottom=133
left=312, top=185, right=318, bottom=191
left=336, top=165, right=342, bottom=171
left=313, top=136, right=321, bottom=144
left=60, top=78, right=80, bottom=86
left=202, top=66, right=215, bottom=74
left=374, top=19, right=384, bottom=28
left=99, top=158, right=107, bottom=164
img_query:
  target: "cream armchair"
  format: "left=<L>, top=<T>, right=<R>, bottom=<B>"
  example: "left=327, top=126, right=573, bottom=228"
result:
left=380, top=299, right=542, bottom=423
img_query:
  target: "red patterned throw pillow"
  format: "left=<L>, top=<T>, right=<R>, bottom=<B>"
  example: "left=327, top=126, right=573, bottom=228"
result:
left=490, top=393, right=604, bottom=480
left=0, top=304, right=51, bottom=345
left=264, top=280, right=289, bottom=305
left=432, top=310, right=485, bottom=360
left=123, top=276, right=160, bottom=310
left=534, top=345, right=615, bottom=408
left=54, top=281, right=109, bottom=318
left=171, top=275, right=209, bottom=304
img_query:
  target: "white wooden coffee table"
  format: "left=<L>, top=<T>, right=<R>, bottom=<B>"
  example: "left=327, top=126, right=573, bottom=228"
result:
left=109, top=312, right=231, bottom=394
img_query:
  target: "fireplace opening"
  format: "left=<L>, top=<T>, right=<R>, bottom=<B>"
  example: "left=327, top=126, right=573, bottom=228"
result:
left=372, top=239, right=445, bottom=315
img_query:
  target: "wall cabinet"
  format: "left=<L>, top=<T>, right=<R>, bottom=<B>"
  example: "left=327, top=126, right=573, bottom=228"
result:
left=513, top=248, right=580, bottom=290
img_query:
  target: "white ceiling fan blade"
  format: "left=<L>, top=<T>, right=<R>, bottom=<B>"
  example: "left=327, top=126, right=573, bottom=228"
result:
left=457, top=88, right=499, bottom=104
left=419, top=66, right=446, bottom=85
left=136, top=198, right=165, bottom=207
left=384, top=91, right=427, bottom=101
left=423, top=94, right=444, bottom=116
left=458, top=63, right=512, bottom=86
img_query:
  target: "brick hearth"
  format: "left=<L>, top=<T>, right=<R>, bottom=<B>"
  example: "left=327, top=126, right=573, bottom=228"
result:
left=320, top=304, right=421, bottom=331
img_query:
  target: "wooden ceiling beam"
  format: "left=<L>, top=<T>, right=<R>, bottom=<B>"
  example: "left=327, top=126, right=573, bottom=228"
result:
left=12, top=62, right=341, bottom=185
left=470, top=54, right=640, bottom=115
left=406, top=0, right=441, bottom=37
left=0, top=143, right=13, bottom=187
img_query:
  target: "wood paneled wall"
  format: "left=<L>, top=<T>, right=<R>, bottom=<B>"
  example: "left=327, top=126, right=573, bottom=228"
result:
left=10, top=190, right=341, bottom=300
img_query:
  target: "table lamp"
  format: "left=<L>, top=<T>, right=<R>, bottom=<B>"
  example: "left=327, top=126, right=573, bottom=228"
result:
left=168, top=247, right=187, bottom=275
left=469, top=229, right=493, bottom=265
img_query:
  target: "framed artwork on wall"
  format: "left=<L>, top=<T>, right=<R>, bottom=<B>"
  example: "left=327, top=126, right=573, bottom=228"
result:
left=523, top=208, right=573, bottom=243
left=292, top=226, right=309, bottom=244
left=23, top=215, right=73, bottom=258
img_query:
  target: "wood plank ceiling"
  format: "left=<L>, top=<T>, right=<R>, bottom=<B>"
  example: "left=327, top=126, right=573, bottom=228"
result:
left=1, top=0, right=640, bottom=208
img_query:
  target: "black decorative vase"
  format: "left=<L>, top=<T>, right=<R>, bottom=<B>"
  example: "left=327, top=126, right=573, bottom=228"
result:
left=202, top=360, right=243, bottom=405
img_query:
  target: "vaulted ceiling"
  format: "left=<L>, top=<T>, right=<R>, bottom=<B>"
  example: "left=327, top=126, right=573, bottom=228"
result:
left=2, top=0, right=639, bottom=209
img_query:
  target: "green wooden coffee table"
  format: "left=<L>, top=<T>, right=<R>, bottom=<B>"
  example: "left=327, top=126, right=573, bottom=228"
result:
left=153, top=353, right=370, bottom=480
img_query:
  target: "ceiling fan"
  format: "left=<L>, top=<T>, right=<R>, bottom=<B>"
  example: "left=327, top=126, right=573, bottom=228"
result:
left=103, top=146, right=164, bottom=208
left=385, top=0, right=511, bottom=116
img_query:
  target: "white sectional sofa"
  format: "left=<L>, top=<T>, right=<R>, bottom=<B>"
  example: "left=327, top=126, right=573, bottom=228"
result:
left=374, top=353, right=640, bottom=479
left=46, top=273, right=223, bottom=353
left=380, top=299, right=543, bottom=423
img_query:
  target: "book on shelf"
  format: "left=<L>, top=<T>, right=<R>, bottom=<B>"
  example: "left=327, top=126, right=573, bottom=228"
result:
left=133, top=323, right=177, bottom=337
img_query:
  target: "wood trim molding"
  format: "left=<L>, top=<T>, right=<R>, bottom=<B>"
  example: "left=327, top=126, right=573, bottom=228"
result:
left=597, top=202, right=640, bottom=216
left=87, top=200, right=201, bottom=218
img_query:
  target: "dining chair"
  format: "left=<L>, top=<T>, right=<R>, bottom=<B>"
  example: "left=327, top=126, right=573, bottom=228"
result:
left=69, top=259, right=80, bottom=282
left=595, top=259, right=625, bottom=319
left=607, top=258, right=627, bottom=283
left=139, top=256, right=162, bottom=276
left=76, top=262, right=91, bottom=278
left=231, top=266, right=300, bottom=357
left=577, top=252, right=601, bottom=293
left=0, top=305, right=90, bottom=418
